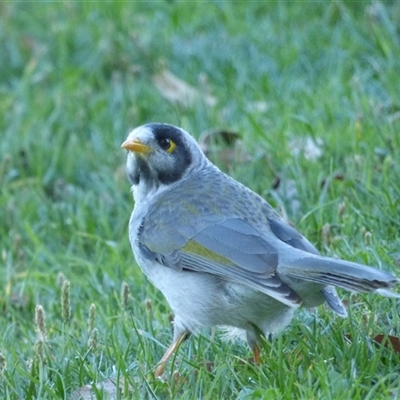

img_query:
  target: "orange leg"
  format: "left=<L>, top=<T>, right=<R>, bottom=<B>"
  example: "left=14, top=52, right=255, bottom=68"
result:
left=154, top=331, right=189, bottom=377
left=252, top=343, right=261, bottom=365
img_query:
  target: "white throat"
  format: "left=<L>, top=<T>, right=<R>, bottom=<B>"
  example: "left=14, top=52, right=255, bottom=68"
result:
left=132, top=179, right=171, bottom=204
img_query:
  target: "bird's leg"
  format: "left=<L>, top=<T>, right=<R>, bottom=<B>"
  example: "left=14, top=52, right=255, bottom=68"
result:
left=247, top=324, right=265, bottom=364
left=154, top=331, right=189, bottom=377
left=252, top=343, right=261, bottom=365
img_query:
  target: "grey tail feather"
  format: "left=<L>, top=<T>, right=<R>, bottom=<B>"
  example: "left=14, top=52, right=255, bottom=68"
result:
left=283, top=256, right=400, bottom=298
left=322, top=286, right=348, bottom=318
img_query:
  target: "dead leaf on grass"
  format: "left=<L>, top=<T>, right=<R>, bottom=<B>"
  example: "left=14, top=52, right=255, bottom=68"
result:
left=152, top=70, right=216, bottom=108
left=373, top=334, right=400, bottom=354
left=199, top=129, right=251, bottom=169
left=345, top=334, right=400, bottom=354
left=289, top=136, right=324, bottom=161
left=71, top=378, right=134, bottom=400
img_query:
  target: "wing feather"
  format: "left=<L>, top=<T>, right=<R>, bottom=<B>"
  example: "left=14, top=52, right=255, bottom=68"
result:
left=138, top=217, right=301, bottom=306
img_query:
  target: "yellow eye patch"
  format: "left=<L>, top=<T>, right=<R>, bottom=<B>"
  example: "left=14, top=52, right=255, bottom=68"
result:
left=159, top=138, right=176, bottom=154
left=166, top=140, right=176, bottom=154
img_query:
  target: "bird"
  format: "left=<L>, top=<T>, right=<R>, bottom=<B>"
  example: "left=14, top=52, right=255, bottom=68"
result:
left=121, top=123, right=400, bottom=377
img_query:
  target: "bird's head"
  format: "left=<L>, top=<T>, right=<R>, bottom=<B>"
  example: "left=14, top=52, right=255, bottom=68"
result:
left=122, top=123, right=208, bottom=201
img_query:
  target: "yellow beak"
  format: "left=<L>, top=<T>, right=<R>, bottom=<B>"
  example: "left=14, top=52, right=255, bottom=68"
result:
left=121, top=138, right=152, bottom=155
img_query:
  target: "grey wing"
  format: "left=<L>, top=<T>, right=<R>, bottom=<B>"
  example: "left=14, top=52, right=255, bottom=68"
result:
left=139, top=216, right=302, bottom=307
left=269, top=216, right=347, bottom=317
left=268, top=217, right=319, bottom=255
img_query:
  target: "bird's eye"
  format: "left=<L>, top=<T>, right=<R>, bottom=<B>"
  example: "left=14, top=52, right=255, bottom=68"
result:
left=158, top=138, right=176, bottom=154
left=159, top=138, right=171, bottom=149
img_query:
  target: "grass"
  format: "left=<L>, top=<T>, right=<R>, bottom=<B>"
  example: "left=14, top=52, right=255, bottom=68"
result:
left=1, top=0, right=400, bottom=398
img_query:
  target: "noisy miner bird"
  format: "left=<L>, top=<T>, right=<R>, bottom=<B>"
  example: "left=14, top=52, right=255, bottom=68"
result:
left=121, top=123, right=399, bottom=376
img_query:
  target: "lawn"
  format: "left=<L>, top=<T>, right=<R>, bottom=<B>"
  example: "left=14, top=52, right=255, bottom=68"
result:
left=1, top=1, right=400, bottom=399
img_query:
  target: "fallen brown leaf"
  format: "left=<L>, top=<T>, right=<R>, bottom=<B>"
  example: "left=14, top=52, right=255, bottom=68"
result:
left=345, top=334, right=400, bottom=354
left=71, top=378, right=134, bottom=400
left=289, top=136, right=323, bottom=161
left=152, top=70, right=216, bottom=108
left=198, top=129, right=251, bottom=169
left=373, top=334, right=400, bottom=353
